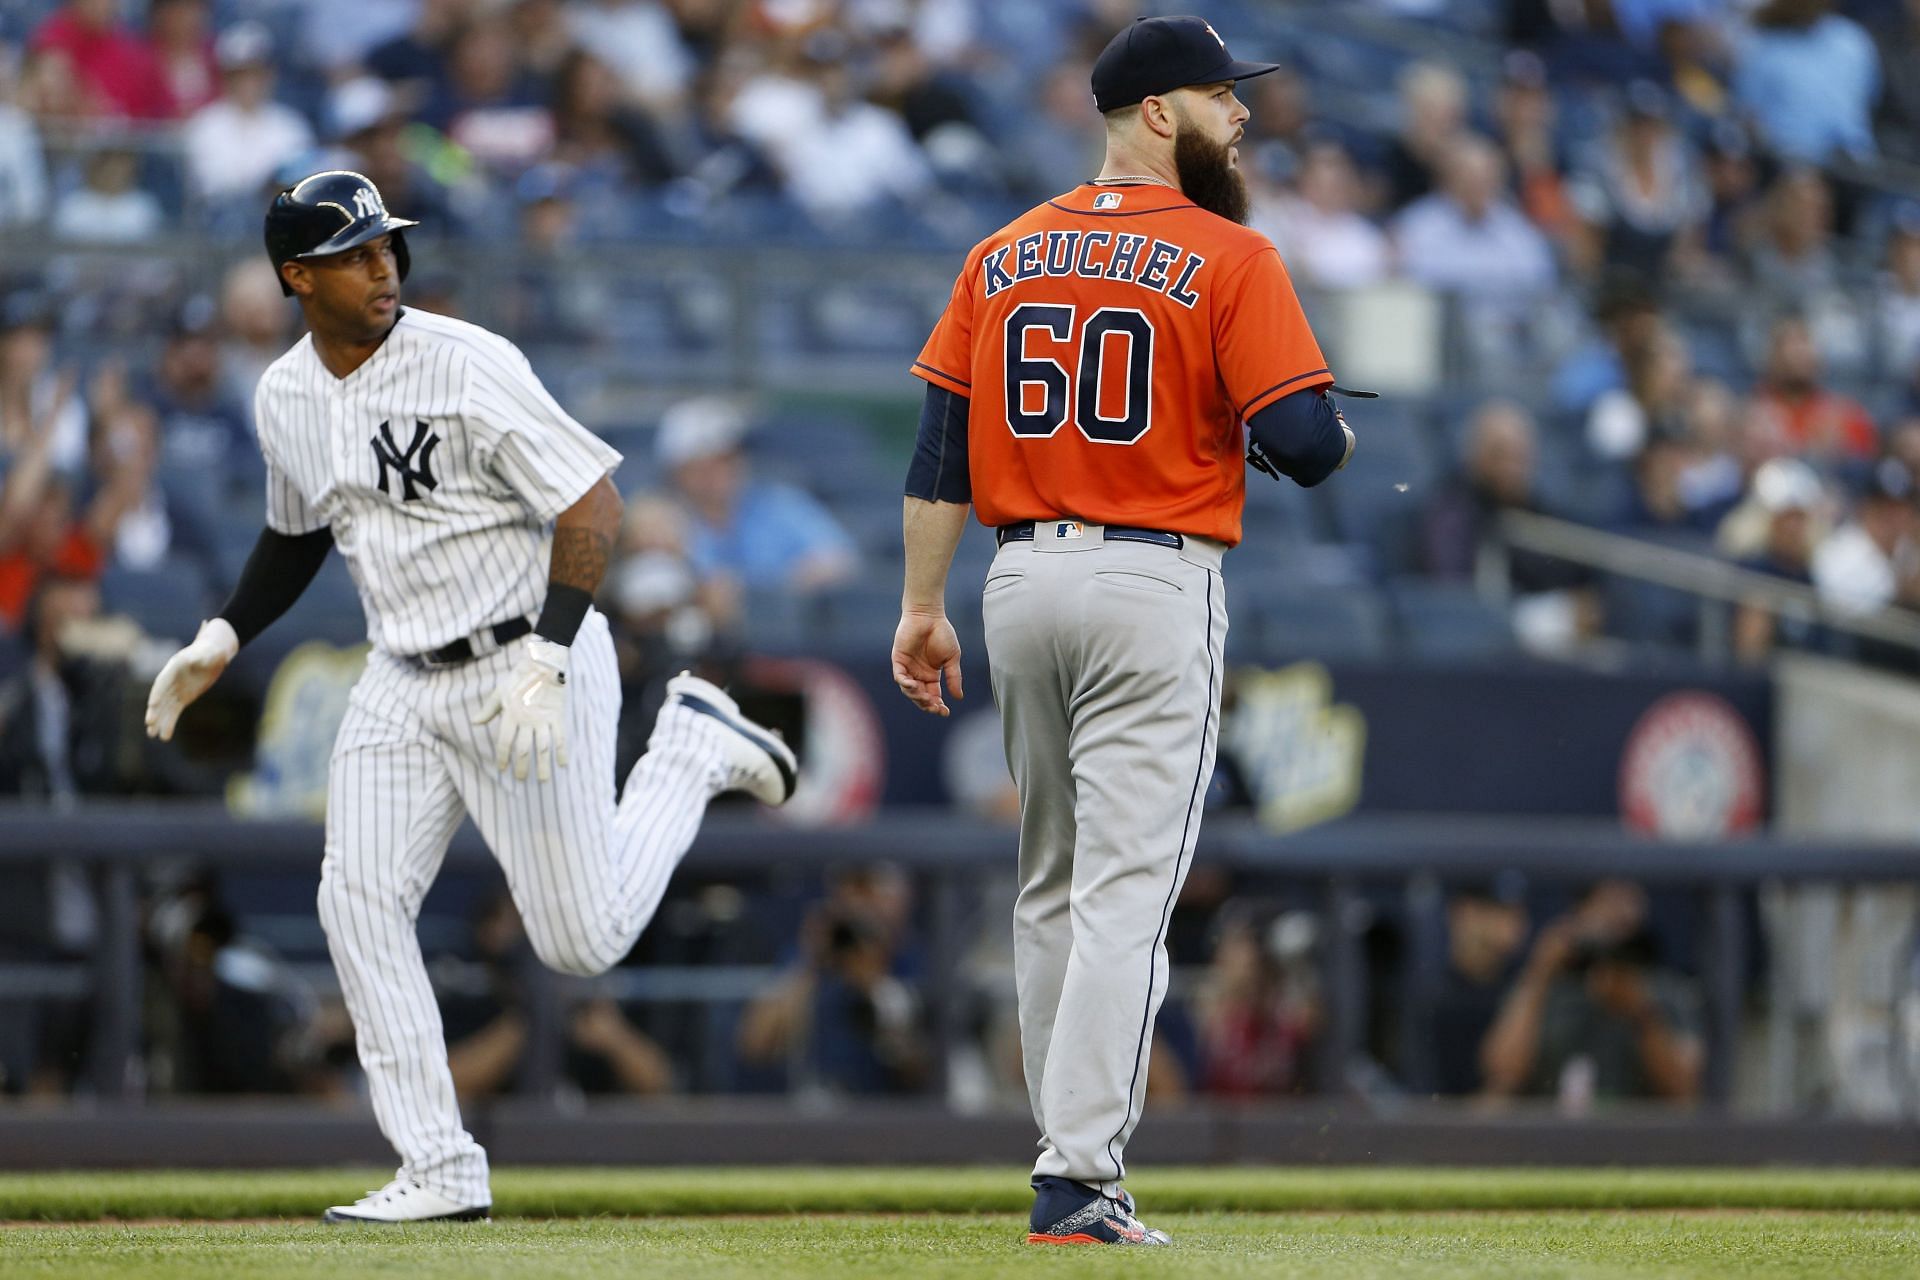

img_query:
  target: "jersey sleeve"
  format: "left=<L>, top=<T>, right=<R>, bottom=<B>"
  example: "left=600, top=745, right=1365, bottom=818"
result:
left=1213, top=245, right=1333, bottom=421
left=256, top=382, right=327, bottom=536
left=465, top=341, right=622, bottom=521
left=910, top=247, right=977, bottom=397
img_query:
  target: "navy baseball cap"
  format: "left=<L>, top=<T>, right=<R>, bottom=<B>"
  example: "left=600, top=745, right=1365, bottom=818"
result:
left=1092, top=16, right=1280, bottom=113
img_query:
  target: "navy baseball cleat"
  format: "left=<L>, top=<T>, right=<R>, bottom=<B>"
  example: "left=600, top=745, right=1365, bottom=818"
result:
left=664, top=671, right=798, bottom=805
left=1027, top=1176, right=1171, bottom=1246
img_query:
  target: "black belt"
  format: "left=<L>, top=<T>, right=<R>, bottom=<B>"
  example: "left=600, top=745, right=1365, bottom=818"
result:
left=997, top=521, right=1184, bottom=550
left=410, top=617, right=532, bottom=669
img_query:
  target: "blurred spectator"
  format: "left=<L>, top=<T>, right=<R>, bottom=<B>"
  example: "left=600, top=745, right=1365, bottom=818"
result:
left=30, top=0, right=175, bottom=121
left=423, top=15, right=554, bottom=175
left=758, top=37, right=934, bottom=220
left=1750, top=313, right=1878, bottom=461
left=1492, top=50, right=1571, bottom=242
left=1423, top=400, right=1599, bottom=645
left=1587, top=323, right=1692, bottom=461
left=657, top=396, right=857, bottom=593
left=1812, top=457, right=1920, bottom=616
left=217, top=259, right=297, bottom=417
left=1425, top=401, right=1559, bottom=587
left=568, top=0, right=695, bottom=111
left=549, top=50, right=676, bottom=188
left=332, top=77, right=461, bottom=231
left=1392, top=134, right=1556, bottom=307
left=0, top=573, right=132, bottom=799
left=1700, top=120, right=1764, bottom=267
left=1620, top=433, right=1712, bottom=536
left=299, top=0, right=416, bottom=76
left=606, top=494, right=722, bottom=776
left=508, top=0, right=578, bottom=81
left=144, top=0, right=217, bottom=117
left=1252, top=137, right=1391, bottom=290
left=1734, top=0, right=1879, bottom=163
left=147, top=880, right=341, bottom=1095
left=738, top=865, right=930, bottom=1096
left=0, top=61, right=49, bottom=228
left=867, top=16, right=981, bottom=148
left=1873, top=0, right=1920, bottom=160
left=143, top=297, right=261, bottom=566
left=1676, top=376, right=1746, bottom=519
left=1008, top=60, right=1102, bottom=198
left=1566, top=82, right=1707, bottom=283
left=1383, top=61, right=1468, bottom=209
left=1748, top=167, right=1840, bottom=307
left=86, top=392, right=177, bottom=573
left=440, top=892, right=674, bottom=1098
left=365, top=0, right=471, bottom=97
left=0, top=292, right=87, bottom=493
left=1240, top=64, right=1314, bottom=169
left=1480, top=880, right=1704, bottom=1105
left=1193, top=911, right=1319, bottom=1097
left=182, top=23, right=314, bottom=204
left=1878, top=206, right=1920, bottom=376
left=1552, top=276, right=1663, bottom=414
left=1730, top=458, right=1831, bottom=662
left=49, top=148, right=164, bottom=244
left=1424, top=880, right=1529, bottom=1096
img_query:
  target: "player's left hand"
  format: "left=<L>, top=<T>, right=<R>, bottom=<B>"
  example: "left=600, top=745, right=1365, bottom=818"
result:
left=475, top=637, right=570, bottom=782
left=892, top=610, right=964, bottom=717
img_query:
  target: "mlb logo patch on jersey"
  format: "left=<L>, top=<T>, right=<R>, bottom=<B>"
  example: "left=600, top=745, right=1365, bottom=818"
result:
left=1093, top=192, right=1122, bottom=211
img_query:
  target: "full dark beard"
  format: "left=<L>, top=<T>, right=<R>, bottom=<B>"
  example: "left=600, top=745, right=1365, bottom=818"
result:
left=1174, top=124, right=1249, bottom=225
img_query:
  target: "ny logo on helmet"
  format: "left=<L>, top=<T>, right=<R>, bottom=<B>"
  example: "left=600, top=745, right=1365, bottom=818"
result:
left=352, top=186, right=386, bottom=220
left=370, top=419, right=439, bottom=501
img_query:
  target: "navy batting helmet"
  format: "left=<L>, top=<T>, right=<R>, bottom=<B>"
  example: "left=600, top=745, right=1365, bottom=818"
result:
left=264, top=170, right=418, bottom=297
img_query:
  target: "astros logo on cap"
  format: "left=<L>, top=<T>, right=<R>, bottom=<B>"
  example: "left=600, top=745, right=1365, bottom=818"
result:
left=1202, top=21, right=1225, bottom=48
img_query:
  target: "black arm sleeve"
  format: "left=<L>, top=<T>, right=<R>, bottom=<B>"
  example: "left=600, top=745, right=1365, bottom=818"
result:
left=1246, top=387, right=1348, bottom=488
left=218, top=526, right=335, bottom=648
left=904, top=383, right=971, bottom=504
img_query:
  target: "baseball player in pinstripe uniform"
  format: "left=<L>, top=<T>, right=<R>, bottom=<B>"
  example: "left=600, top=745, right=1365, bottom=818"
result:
left=143, top=171, right=797, bottom=1223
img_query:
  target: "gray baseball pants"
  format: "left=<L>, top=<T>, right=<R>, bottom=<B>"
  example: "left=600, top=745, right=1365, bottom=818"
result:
left=982, top=520, right=1228, bottom=1197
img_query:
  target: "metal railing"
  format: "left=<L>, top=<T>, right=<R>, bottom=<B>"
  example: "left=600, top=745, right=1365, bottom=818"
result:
left=4, top=804, right=1919, bottom=1112
left=1497, top=509, right=1920, bottom=656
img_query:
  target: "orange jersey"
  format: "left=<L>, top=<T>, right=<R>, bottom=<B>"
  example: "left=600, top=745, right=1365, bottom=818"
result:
left=912, top=183, right=1333, bottom=546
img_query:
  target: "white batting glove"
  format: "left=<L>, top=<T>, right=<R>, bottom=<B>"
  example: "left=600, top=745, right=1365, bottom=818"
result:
left=474, top=636, right=570, bottom=782
left=145, top=618, right=239, bottom=742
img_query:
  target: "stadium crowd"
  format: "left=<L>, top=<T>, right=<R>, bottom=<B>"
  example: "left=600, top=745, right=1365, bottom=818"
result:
left=0, top=0, right=1912, bottom=1109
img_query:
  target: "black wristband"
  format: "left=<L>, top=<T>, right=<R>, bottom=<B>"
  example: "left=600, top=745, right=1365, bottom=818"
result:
left=534, top=583, right=594, bottom=645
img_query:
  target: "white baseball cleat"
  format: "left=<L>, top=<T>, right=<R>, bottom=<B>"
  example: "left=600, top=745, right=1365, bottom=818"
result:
left=664, top=671, right=799, bottom=805
left=322, top=1178, right=490, bottom=1224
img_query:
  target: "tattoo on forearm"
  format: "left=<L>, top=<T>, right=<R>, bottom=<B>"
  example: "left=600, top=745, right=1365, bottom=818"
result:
left=549, top=526, right=612, bottom=593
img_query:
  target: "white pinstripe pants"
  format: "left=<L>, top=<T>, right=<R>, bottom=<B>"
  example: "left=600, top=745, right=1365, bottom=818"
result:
left=318, top=610, right=727, bottom=1205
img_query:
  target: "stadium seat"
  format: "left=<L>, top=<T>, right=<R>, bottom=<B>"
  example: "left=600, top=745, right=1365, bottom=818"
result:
left=99, top=555, right=213, bottom=644
left=1387, top=578, right=1519, bottom=662
left=1238, top=585, right=1391, bottom=663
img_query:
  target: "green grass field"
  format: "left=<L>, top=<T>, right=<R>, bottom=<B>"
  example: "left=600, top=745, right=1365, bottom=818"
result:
left=5, top=1168, right=1920, bottom=1279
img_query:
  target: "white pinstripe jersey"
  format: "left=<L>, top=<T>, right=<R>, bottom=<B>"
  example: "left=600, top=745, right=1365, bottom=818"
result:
left=254, top=308, right=621, bottom=656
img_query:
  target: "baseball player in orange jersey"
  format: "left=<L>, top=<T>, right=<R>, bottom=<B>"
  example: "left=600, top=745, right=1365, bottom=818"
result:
left=891, top=16, right=1356, bottom=1245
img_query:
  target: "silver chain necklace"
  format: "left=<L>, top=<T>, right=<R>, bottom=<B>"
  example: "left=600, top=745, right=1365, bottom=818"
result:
left=1090, top=174, right=1175, bottom=189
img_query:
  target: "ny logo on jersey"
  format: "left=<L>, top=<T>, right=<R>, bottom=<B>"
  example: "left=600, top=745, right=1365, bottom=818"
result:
left=370, top=419, right=440, bottom=501
left=352, top=186, right=386, bottom=220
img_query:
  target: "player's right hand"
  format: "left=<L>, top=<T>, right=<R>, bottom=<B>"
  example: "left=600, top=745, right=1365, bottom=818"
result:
left=892, top=610, right=964, bottom=717
left=145, top=617, right=240, bottom=741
